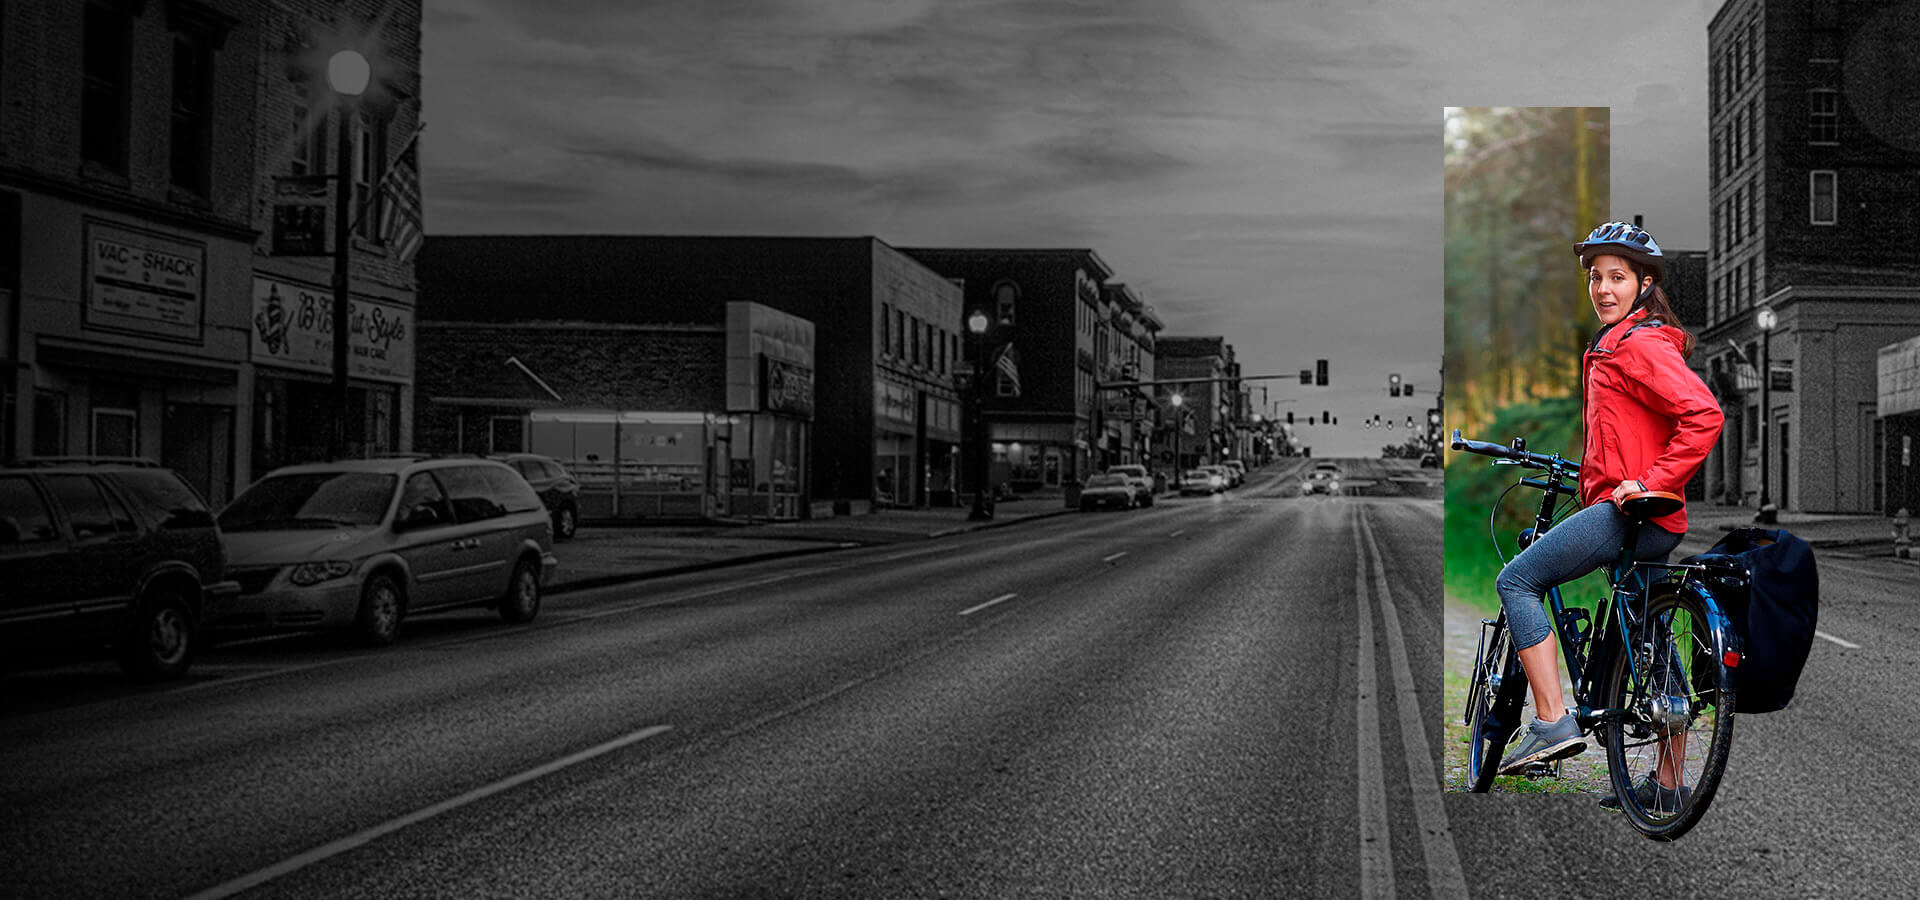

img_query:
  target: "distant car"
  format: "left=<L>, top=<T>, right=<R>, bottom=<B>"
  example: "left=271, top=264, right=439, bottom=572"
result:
left=1223, top=460, right=1248, bottom=485
left=1200, top=465, right=1233, bottom=490
left=1303, top=467, right=1342, bottom=496
left=1419, top=452, right=1440, bottom=469
left=0, top=462, right=236, bottom=680
left=1180, top=468, right=1226, bottom=495
left=1104, top=464, right=1155, bottom=507
left=213, top=457, right=557, bottom=646
left=1079, top=474, right=1140, bottom=511
left=491, top=453, right=581, bottom=540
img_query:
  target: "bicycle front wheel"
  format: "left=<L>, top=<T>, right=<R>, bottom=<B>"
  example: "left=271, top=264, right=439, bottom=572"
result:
left=1599, top=587, right=1736, bottom=840
left=1464, top=613, right=1525, bottom=792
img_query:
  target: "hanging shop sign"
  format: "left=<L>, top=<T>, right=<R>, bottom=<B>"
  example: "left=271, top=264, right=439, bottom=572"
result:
left=270, top=175, right=333, bottom=256
left=763, top=356, right=815, bottom=419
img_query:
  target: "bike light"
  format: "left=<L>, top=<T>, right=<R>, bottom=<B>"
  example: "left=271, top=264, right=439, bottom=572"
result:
left=289, top=560, right=355, bottom=586
left=1723, top=650, right=1740, bottom=668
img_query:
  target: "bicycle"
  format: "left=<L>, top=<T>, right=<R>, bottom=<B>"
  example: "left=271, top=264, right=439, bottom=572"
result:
left=1452, top=429, right=1742, bottom=841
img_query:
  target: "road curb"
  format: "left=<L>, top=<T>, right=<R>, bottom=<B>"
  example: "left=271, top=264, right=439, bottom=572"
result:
left=926, top=508, right=1077, bottom=538
left=547, top=543, right=862, bottom=596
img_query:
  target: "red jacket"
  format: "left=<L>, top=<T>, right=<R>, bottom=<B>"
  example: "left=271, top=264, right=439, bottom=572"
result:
left=1580, top=306, right=1724, bottom=534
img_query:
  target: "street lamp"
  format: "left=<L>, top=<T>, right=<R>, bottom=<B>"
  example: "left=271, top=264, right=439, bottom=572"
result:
left=968, top=310, right=993, bottom=521
left=327, top=49, right=369, bottom=460
left=1170, top=392, right=1184, bottom=490
left=1755, top=306, right=1778, bottom=524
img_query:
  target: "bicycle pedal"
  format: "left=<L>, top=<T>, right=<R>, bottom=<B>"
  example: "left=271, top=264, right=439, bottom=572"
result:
left=1520, top=760, right=1561, bottom=780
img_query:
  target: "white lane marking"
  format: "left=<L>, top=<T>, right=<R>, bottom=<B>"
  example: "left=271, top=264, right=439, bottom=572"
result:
left=183, top=724, right=674, bottom=900
left=567, top=571, right=805, bottom=622
left=1102, top=551, right=1128, bottom=563
left=1358, top=505, right=1469, bottom=900
left=1815, top=630, right=1861, bottom=650
left=959, top=593, right=1019, bottom=617
left=1170, top=530, right=1186, bottom=538
left=1353, top=504, right=1395, bottom=899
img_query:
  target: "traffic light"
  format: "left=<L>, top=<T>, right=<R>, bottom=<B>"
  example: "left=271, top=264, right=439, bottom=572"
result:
left=1316, top=359, right=1329, bottom=386
left=1286, top=411, right=1294, bottom=425
left=1322, top=410, right=1329, bottom=424
left=1299, top=369, right=1311, bottom=385
left=1407, top=415, right=1415, bottom=430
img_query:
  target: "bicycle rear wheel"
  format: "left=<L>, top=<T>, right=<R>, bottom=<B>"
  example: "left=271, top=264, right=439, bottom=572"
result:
left=1464, top=613, right=1526, bottom=792
left=1599, top=587, right=1735, bottom=840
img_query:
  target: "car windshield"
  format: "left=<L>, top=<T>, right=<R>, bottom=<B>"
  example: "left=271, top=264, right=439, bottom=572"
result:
left=1185, top=470, right=1210, bottom=479
left=1086, top=475, right=1127, bottom=487
left=219, top=472, right=396, bottom=530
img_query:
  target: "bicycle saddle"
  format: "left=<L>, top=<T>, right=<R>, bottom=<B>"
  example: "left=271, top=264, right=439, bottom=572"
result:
left=1618, top=490, right=1684, bottom=521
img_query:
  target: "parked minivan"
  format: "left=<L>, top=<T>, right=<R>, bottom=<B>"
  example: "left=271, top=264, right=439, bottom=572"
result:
left=212, top=457, right=557, bottom=645
left=0, top=460, right=235, bottom=679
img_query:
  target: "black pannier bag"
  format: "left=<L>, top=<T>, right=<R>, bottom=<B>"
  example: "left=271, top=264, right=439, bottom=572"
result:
left=1680, top=527, right=1820, bottom=714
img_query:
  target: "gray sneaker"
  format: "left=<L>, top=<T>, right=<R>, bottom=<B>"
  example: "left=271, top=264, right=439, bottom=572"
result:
left=1599, top=773, right=1693, bottom=814
left=1497, top=714, right=1587, bottom=775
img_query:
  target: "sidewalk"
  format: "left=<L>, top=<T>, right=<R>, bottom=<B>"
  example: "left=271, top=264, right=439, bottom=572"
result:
left=550, top=498, right=1078, bottom=594
left=1683, top=502, right=1914, bottom=561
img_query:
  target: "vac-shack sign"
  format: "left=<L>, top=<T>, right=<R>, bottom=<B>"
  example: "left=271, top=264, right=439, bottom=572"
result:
left=85, top=222, right=206, bottom=342
left=251, top=277, right=414, bottom=380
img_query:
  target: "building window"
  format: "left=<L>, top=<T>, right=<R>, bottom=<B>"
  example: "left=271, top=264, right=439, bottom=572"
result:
left=894, top=308, right=906, bottom=358
left=81, top=2, right=134, bottom=175
left=289, top=84, right=329, bottom=176
left=353, top=115, right=388, bottom=241
left=1748, top=98, right=1759, bottom=154
left=33, top=390, right=68, bottom=457
left=1749, top=175, right=1760, bottom=236
left=1710, top=134, right=1719, bottom=184
left=880, top=304, right=892, bottom=357
left=1808, top=90, right=1839, bottom=144
left=992, top=280, right=1018, bottom=325
left=169, top=33, right=216, bottom=197
left=1746, top=17, right=1758, bottom=78
left=1809, top=170, right=1837, bottom=225
left=1747, top=259, right=1758, bottom=307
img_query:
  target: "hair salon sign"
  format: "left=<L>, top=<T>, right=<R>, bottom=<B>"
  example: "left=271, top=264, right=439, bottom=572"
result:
left=250, top=277, right=413, bottom=381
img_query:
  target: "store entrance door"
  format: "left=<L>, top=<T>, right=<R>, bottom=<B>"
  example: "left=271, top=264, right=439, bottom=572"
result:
left=164, top=403, right=234, bottom=506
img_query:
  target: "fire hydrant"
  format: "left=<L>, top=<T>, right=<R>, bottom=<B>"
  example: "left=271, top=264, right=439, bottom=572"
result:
left=1895, top=508, right=1913, bottom=559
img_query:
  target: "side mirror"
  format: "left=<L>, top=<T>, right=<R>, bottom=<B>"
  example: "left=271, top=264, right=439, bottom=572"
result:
left=397, top=504, right=441, bottom=531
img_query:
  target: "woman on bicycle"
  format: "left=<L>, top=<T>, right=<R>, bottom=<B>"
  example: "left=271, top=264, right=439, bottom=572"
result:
left=1494, top=222, right=1724, bottom=809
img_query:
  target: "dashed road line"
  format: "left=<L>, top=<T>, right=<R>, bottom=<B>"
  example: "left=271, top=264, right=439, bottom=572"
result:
left=1815, top=630, right=1861, bottom=650
left=183, top=724, right=674, bottom=900
left=1169, top=530, right=1186, bottom=538
left=1353, top=504, right=1394, bottom=899
left=959, top=593, right=1019, bottom=617
left=1102, top=551, right=1128, bottom=563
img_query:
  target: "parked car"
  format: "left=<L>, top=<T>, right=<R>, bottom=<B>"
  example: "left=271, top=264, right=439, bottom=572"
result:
left=1079, top=474, right=1141, bottom=511
left=1223, top=460, right=1248, bottom=485
left=212, top=457, right=557, bottom=645
left=1200, top=465, right=1233, bottom=490
left=1419, top=452, right=1441, bottom=469
left=0, top=460, right=236, bottom=679
left=491, top=452, right=581, bottom=540
left=1179, top=469, right=1225, bottom=495
left=1103, top=464, right=1155, bottom=507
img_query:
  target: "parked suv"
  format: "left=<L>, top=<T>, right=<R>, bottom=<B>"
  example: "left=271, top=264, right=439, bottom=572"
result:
left=491, top=453, right=580, bottom=540
left=1103, top=464, right=1155, bottom=507
left=212, top=458, right=557, bottom=645
left=0, top=460, right=236, bottom=679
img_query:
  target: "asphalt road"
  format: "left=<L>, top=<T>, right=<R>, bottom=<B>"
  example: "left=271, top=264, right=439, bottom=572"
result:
left=3, top=460, right=1910, bottom=897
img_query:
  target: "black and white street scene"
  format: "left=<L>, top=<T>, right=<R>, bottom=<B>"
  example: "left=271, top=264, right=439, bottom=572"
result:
left=2, top=0, right=1918, bottom=896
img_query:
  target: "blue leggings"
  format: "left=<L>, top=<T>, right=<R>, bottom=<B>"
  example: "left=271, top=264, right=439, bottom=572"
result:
left=1496, top=501, right=1683, bottom=651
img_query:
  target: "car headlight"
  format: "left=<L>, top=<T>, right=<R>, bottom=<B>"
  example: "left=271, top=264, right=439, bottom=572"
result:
left=289, top=560, right=355, bottom=586
left=1330, top=480, right=1341, bottom=491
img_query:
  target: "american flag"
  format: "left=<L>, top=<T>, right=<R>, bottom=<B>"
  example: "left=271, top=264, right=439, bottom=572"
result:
left=379, top=127, right=424, bottom=264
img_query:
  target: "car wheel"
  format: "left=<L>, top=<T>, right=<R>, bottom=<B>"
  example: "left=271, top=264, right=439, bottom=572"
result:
left=499, top=557, right=541, bottom=624
left=117, top=588, right=197, bottom=681
left=554, top=504, right=578, bottom=541
left=354, top=573, right=405, bottom=646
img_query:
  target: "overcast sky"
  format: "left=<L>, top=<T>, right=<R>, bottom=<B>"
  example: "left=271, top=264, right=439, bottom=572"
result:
left=421, top=0, right=1721, bottom=457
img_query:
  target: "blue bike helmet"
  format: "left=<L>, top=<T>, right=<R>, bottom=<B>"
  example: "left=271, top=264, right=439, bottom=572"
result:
left=1574, top=221, right=1666, bottom=284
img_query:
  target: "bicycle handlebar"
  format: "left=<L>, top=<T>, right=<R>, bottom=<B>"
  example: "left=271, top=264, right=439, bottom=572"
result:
left=1450, top=429, right=1580, bottom=475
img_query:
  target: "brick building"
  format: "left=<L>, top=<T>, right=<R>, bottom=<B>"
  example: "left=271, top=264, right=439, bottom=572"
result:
left=897, top=248, right=1113, bottom=493
left=1154, top=336, right=1237, bottom=474
left=416, top=236, right=960, bottom=515
left=416, top=303, right=815, bottom=520
left=1094, top=283, right=1163, bottom=472
left=1700, top=0, right=1920, bottom=513
left=1, top=0, right=423, bottom=504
